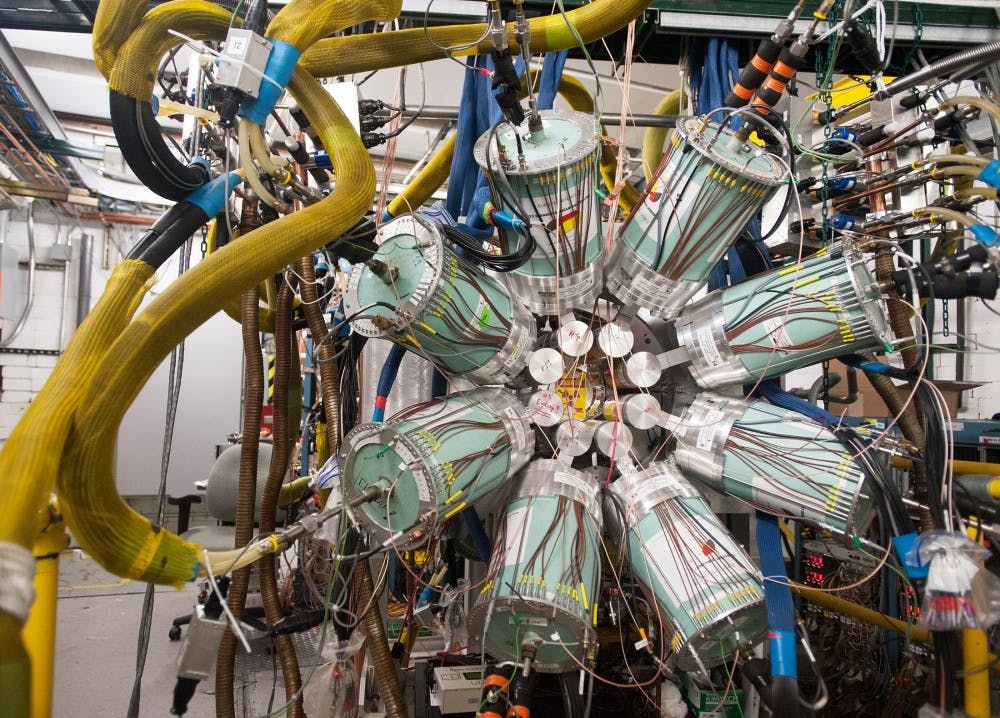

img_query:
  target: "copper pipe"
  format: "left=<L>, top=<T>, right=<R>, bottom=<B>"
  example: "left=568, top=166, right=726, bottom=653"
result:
left=259, top=278, right=304, bottom=717
left=216, top=197, right=264, bottom=718
left=356, top=558, right=408, bottom=718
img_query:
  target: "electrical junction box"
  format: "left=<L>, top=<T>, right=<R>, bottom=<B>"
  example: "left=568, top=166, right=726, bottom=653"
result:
left=216, top=29, right=272, bottom=98
left=431, top=665, right=483, bottom=715
left=319, top=79, right=361, bottom=135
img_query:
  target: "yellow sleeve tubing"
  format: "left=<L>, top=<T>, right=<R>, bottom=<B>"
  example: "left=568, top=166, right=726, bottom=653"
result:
left=555, top=73, right=640, bottom=212
left=300, top=0, right=652, bottom=78
left=56, top=66, right=375, bottom=586
left=385, top=132, right=457, bottom=218
left=265, top=0, right=402, bottom=53
left=0, top=261, right=152, bottom=718
left=0, top=260, right=153, bottom=551
left=91, top=0, right=148, bottom=80
left=107, top=2, right=232, bottom=101
left=641, top=88, right=684, bottom=182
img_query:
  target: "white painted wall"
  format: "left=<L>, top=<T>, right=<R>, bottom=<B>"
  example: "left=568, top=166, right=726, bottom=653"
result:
left=0, top=207, right=243, bottom=496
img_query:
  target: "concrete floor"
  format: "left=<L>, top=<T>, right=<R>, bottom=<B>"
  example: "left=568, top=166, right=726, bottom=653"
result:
left=54, top=550, right=215, bottom=717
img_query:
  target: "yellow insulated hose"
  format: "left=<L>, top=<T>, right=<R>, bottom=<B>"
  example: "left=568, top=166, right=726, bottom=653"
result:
left=56, top=66, right=375, bottom=585
left=91, top=0, right=147, bottom=80
left=554, top=73, right=640, bottom=212
left=265, top=0, right=402, bottom=52
left=385, top=132, right=457, bottom=218
left=0, top=261, right=153, bottom=718
left=641, top=88, right=684, bottom=182
left=300, top=0, right=652, bottom=77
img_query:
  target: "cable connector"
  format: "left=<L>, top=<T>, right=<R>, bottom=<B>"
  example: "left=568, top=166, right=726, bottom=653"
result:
left=361, top=132, right=387, bottom=149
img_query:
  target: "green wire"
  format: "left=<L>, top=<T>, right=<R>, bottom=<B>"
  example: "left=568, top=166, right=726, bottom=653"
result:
left=229, top=0, right=244, bottom=28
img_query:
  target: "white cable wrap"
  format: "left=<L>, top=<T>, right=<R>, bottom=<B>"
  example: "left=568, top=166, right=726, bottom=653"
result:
left=0, top=541, right=36, bottom=624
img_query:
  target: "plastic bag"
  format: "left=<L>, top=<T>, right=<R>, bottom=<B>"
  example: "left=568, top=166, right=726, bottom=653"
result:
left=907, top=530, right=1000, bottom=630
left=302, top=632, right=364, bottom=718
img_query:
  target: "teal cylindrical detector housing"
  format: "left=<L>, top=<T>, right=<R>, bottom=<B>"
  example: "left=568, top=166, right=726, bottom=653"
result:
left=474, top=110, right=604, bottom=315
left=341, top=387, right=533, bottom=550
left=674, top=242, right=894, bottom=389
left=606, top=116, right=785, bottom=318
left=343, top=214, right=536, bottom=385
left=606, top=461, right=766, bottom=672
left=469, top=460, right=602, bottom=672
left=673, top=392, right=876, bottom=536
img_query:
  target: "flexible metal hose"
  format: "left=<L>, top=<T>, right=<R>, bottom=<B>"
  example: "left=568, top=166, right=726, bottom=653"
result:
left=880, top=41, right=1000, bottom=100
left=356, top=557, right=407, bottom=718
left=216, top=197, right=265, bottom=718
left=295, top=256, right=341, bottom=459
left=866, top=158, right=923, bottom=447
left=257, top=279, right=303, bottom=717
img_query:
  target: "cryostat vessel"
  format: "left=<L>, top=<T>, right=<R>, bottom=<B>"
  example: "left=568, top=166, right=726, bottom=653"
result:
left=340, top=387, right=532, bottom=549
left=605, top=461, right=767, bottom=672
left=605, top=116, right=785, bottom=317
left=671, top=242, right=894, bottom=388
left=343, top=214, right=536, bottom=385
left=672, top=391, right=875, bottom=536
left=470, top=460, right=602, bottom=672
left=475, top=109, right=604, bottom=315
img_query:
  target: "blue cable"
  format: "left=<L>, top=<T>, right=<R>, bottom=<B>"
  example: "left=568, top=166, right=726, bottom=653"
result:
left=372, top=344, right=406, bottom=422
left=756, top=511, right=801, bottom=715
left=536, top=50, right=569, bottom=111
left=751, top=380, right=841, bottom=427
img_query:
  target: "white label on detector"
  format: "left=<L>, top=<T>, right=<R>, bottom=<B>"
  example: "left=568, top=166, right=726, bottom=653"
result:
left=763, top=316, right=793, bottom=354
left=416, top=477, right=431, bottom=503
left=695, top=409, right=725, bottom=452
left=501, top=507, right=529, bottom=567
left=695, top=325, right=723, bottom=367
left=554, top=471, right=593, bottom=496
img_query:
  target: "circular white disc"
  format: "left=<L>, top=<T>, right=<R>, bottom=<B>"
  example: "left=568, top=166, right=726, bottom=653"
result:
left=528, top=391, right=566, bottom=427
left=622, top=394, right=662, bottom=430
left=528, top=348, right=564, bottom=384
left=594, top=421, right=634, bottom=458
left=598, top=321, right=634, bottom=358
left=558, top=320, right=594, bottom=357
left=555, top=420, right=597, bottom=457
left=625, top=352, right=662, bottom=388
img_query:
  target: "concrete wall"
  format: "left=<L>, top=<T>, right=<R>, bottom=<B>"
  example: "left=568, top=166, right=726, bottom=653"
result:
left=0, top=206, right=243, bottom=497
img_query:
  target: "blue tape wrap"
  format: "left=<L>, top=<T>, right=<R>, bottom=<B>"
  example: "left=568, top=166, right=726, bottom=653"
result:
left=769, top=631, right=798, bottom=679
left=239, top=39, right=301, bottom=125
left=970, top=224, right=1000, bottom=248
left=978, top=159, right=1000, bottom=190
left=756, top=512, right=798, bottom=681
left=185, top=171, right=243, bottom=217
left=893, top=531, right=930, bottom=580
